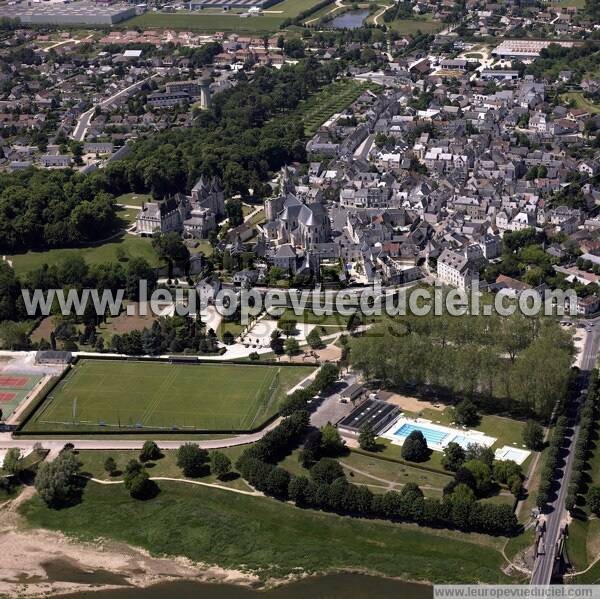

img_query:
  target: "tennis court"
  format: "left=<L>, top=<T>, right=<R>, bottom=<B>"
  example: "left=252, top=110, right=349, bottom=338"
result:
left=0, top=373, right=43, bottom=421
left=23, top=359, right=314, bottom=433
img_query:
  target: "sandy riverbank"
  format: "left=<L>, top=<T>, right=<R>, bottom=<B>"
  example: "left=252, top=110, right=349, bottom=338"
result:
left=0, top=488, right=260, bottom=598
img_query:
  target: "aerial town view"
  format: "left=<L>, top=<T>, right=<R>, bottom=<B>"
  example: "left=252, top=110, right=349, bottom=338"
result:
left=0, top=0, right=599, bottom=596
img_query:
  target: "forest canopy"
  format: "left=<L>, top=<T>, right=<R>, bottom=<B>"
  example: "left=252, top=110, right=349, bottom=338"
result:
left=349, top=310, right=574, bottom=418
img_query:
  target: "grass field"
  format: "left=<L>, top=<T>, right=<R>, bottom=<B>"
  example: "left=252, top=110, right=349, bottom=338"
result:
left=124, top=0, right=325, bottom=32
left=8, top=233, right=160, bottom=275
left=125, top=11, right=285, bottom=33
left=23, top=360, right=313, bottom=432
left=560, top=92, right=600, bottom=115
left=115, top=192, right=152, bottom=207
left=20, top=481, right=513, bottom=582
left=387, top=16, right=442, bottom=34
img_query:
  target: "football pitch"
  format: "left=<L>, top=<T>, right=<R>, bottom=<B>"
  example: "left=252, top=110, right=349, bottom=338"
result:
left=23, top=360, right=313, bottom=433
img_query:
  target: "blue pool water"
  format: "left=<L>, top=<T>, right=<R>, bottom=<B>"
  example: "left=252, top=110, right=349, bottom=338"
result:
left=394, top=423, right=448, bottom=445
left=448, top=434, right=472, bottom=449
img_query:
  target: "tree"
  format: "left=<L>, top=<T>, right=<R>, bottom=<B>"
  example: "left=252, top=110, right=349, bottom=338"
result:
left=523, top=420, right=544, bottom=451
left=104, top=456, right=118, bottom=476
left=306, top=328, right=325, bottom=349
left=401, top=430, right=429, bottom=462
left=34, top=450, right=82, bottom=508
left=462, top=459, right=493, bottom=497
left=588, top=486, right=600, bottom=516
left=211, top=451, right=231, bottom=480
left=279, top=318, right=298, bottom=337
left=176, top=443, right=209, bottom=477
left=270, top=329, right=284, bottom=355
left=223, top=331, right=235, bottom=345
left=285, top=337, right=300, bottom=356
left=320, top=423, right=345, bottom=456
left=125, top=468, right=157, bottom=500
left=442, top=442, right=466, bottom=472
left=453, top=399, right=479, bottom=427
left=358, top=423, right=377, bottom=452
left=2, top=448, right=21, bottom=475
left=152, top=232, right=190, bottom=278
left=310, top=458, right=345, bottom=485
left=139, top=440, right=161, bottom=463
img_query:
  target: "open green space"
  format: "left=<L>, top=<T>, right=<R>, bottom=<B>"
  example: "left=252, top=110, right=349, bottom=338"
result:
left=340, top=450, right=453, bottom=496
left=8, top=234, right=160, bottom=275
left=114, top=193, right=152, bottom=208
left=387, top=16, right=442, bottom=34
left=560, top=92, right=600, bottom=115
left=125, top=11, right=286, bottom=33
left=75, top=447, right=253, bottom=491
left=565, top=426, right=600, bottom=574
left=22, top=360, right=314, bottom=433
left=20, top=480, right=513, bottom=582
left=124, top=0, right=324, bottom=32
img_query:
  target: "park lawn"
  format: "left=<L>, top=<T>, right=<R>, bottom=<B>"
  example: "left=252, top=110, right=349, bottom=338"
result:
left=340, top=450, right=454, bottom=494
left=124, top=12, right=286, bottom=33
left=561, top=92, right=600, bottom=115
left=504, top=528, right=535, bottom=562
left=8, top=234, right=160, bottom=275
left=564, top=433, right=600, bottom=572
left=116, top=206, right=139, bottom=226
left=23, top=360, right=314, bottom=433
left=114, top=192, right=152, bottom=207
left=388, top=16, right=442, bottom=34
left=76, top=447, right=252, bottom=491
left=189, top=239, right=214, bottom=257
left=20, top=481, right=513, bottom=582
left=218, top=319, right=245, bottom=341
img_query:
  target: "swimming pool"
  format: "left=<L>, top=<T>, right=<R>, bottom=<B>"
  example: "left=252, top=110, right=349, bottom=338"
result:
left=393, top=423, right=449, bottom=445
left=449, top=435, right=472, bottom=449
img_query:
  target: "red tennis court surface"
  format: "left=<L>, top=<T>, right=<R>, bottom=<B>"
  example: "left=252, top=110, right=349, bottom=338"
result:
left=0, top=392, right=17, bottom=402
left=0, top=376, right=29, bottom=388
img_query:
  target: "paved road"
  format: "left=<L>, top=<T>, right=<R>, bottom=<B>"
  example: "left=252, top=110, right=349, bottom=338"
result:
left=71, top=75, right=158, bottom=142
left=0, top=417, right=283, bottom=454
left=531, top=319, right=600, bottom=584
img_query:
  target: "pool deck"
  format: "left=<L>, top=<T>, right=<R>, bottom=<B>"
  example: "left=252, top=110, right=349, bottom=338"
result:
left=380, top=416, right=497, bottom=453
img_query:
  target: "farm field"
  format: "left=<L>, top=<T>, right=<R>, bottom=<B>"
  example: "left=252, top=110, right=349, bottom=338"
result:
left=22, top=360, right=314, bottom=433
left=7, top=234, right=160, bottom=275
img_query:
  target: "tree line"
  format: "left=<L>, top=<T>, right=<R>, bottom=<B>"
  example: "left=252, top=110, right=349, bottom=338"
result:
left=234, top=410, right=518, bottom=536
left=349, top=310, right=574, bottom=419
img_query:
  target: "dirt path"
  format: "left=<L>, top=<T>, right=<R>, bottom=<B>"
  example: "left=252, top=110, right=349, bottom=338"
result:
left=87, top=475, right=262, bottom=497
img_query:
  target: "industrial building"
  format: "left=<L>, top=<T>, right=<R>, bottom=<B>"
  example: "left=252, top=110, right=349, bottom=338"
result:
left=492, top=39, right=575, bottom=59
left=189, top=0, right=279, bottom=10
left=3, top=1, right=136, bottom=26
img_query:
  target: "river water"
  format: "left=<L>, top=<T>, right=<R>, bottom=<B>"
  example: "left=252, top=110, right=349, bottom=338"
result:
left=54, top=573, right=433, bottom=599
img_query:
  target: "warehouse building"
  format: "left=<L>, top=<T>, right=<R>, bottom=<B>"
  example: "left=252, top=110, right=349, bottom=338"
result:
left=3, top=2, right=136, bottom=26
